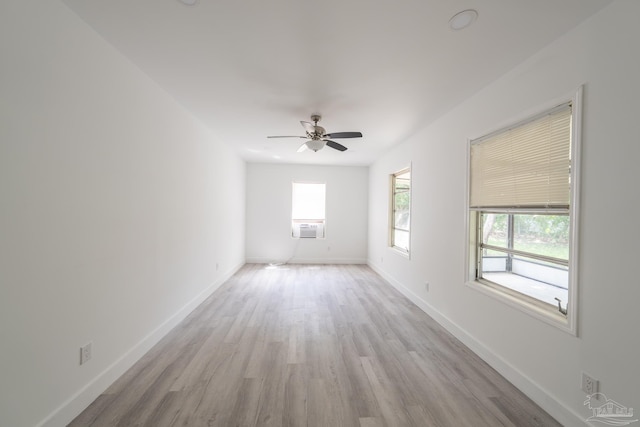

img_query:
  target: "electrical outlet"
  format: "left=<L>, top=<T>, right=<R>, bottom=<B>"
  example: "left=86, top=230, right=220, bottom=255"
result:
left=80, top=342, right=92, bottom=365
left=581, top=372, right=598, bottom=395
left=425, top=282, right=430, bottom=292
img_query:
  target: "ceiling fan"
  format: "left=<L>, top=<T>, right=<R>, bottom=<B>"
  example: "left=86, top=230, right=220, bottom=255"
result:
left=267, top=114, right=363, bottom=152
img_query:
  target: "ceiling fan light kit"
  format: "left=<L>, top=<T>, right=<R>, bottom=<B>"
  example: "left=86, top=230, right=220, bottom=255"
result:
left=306, top=140, right=326, bottom=152
left=267, top=114, right=363, bottom=153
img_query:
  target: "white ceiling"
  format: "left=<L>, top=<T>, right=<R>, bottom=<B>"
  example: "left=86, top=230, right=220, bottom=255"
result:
left=60, top=0, right=610, bottom=166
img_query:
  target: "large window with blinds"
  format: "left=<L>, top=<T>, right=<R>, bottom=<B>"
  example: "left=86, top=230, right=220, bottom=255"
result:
left=467, top=93, right=581, bottom=332
left=390, top=168, right=411, bottom=256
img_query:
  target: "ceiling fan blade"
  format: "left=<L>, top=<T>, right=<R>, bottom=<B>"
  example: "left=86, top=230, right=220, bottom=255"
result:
left=267, top=135, right=306, bottom=139
left=300, top=121, right=316, bottom=134
left=325, top=132, right=362, bottom=139
left=326, top=140, right=348, bottom=152
left=297, top=142, right=309, bottom=152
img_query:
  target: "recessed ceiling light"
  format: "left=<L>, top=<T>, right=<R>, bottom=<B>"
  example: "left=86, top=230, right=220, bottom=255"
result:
left=177, top=0, right=198, bottom=6
left=449, top=9, right=478, bottom=31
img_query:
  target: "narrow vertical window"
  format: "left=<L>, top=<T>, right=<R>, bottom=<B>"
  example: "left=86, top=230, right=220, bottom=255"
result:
left=292, top=182, right=326, bottom=238
left=390, top=168, right=411, bottom=255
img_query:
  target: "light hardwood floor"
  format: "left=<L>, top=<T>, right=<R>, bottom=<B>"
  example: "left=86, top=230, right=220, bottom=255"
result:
left=69, top=264, right=561, bottom=427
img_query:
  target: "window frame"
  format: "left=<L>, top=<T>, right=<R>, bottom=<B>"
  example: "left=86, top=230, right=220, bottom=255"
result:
left=465, top=88, right=582, bottom=335
left=389, top=166, right=411, bottom=257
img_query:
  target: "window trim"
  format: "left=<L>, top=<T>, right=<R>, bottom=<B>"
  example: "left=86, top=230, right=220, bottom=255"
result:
left=389, top=166, right=412, bottom=258
left=464, top=87, right=582, bottom=335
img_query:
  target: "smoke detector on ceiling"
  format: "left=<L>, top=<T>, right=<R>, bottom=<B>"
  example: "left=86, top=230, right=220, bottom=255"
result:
left=177, top=0, right=198, bottom=5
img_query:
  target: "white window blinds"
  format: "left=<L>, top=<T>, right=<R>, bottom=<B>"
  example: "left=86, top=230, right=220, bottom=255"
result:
left=292, top=182, right=325, bottom=220
left=470, top=103, right=572, bottom=209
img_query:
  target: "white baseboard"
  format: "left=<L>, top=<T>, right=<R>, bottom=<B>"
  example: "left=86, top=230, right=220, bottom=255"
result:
left=367, top=260, right=589, bottom=427
left=246, top=257, right=367, bottom=265
left=38, top=261, right=245, bottom=427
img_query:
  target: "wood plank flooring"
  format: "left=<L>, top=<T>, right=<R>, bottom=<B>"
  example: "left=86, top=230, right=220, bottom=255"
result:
left=69, top=264, right=561, bottom=427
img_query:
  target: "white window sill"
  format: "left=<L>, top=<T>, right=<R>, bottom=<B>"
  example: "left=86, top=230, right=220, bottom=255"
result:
left=465, top=279, right=576, bottom=336
left=389, top=246, right=410, bottom=259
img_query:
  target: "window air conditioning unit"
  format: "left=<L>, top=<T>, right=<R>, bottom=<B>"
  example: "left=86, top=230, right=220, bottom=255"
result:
left=292, top=222, right=325, bottom=238
left=299, top=223, right=318, bottom=238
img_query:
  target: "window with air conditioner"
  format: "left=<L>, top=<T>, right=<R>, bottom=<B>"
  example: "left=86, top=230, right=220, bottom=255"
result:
left=291, top=182, right=326, bottom=239
left=466, top=90, right=581, bottom=333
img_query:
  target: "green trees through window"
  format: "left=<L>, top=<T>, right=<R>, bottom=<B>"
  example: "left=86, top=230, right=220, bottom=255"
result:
left=391, top=168, right=411, bottom=254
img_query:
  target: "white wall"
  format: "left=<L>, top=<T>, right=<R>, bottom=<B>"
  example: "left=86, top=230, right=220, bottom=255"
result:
left=246, top=163, right=368, bottom=264
left=368, top=1, right=640, bottom=425
left=0, top=2, right=245, bottom=426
